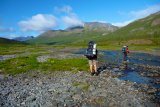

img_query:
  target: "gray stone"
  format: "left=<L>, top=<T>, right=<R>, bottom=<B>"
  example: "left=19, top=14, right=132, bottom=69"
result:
left=0, top=69, right=157, bottom=107
left=29, top=101, right=41, bottom=107
left=0, top=74, right=4, bottom=80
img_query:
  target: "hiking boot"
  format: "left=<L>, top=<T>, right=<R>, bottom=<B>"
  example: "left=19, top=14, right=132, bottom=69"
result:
left=95, top=72, right=99, bottom=76
left=91, top=72, right=95, bottom=76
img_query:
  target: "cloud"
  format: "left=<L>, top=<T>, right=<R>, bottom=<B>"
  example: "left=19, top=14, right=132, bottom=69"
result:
left=18, top=14, right=57, bottom=32
left=130, top=4, right=160, bottom=18
left=97, top=21, right=107, bottom=23
left=62, top=16, right=84, bottom=27
left=18, top=6, right=83, bottom=31
left=55, top=5, right=84, bottom=27
left=0, top=27, right=15, bottom=32
left=114, top=4, right=160, bottom=27
left=5, top=34, right=18, bottom=39
left=112, top=20, right=134, bottom=27
left=0, top=32, right=23, bottom=39
left=55, top=5, right=72, bottom=14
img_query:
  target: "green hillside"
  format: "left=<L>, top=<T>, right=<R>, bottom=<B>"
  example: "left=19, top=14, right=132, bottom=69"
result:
left=27, top=11, right=160, bottom=50
left=97, top=12, right=160, bottom=46
left=0, top=37, right=22, bottom=45
left=27, top=22, right=118, bottom=45
left=28, top=30, right=104, bottom=45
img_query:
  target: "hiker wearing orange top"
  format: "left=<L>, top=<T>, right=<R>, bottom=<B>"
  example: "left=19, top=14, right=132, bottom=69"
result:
left=122, top=46, right=129, bottom=61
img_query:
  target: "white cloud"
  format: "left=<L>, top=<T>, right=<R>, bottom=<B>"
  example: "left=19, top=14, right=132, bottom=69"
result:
left=62, top=16, right=84, bottom=27
left=112, top=20, right=134, bottom=27
left=18, top=5, right=84, bottom=31
left=130, top=4, right=160, bottom=18
left=0, top=27, right=15, bottom=32
left=18, top=14, right=57, bottom=32
left=55, top=5, right=72, bottom=14
left=55, top=5, right=84, bottom=27
left=114, top=4, right=160, bottom=27
left=7, top=34, right=18, bottom=39
left=97, top=21, right=107, bottom=23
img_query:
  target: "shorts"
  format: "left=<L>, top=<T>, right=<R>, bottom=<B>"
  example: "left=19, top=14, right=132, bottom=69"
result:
left=88, top=60, right=97, bottom=66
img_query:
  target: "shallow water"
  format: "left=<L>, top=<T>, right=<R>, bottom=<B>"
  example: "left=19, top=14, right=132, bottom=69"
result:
left=75, top=49, right=160, bottom=88
left=102, top=50, right=160, bottom=87
left=76, top=49, right=160, bottom=66
left=102, top=50, right=160, bottom=66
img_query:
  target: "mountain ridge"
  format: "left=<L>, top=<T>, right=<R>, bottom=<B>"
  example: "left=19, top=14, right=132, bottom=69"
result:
left=0, top=37, right=22, bottom=44
left=13, top=36, right=34, bottom=41
left=1, top=11, right=159, bottom=46
left=27, top=22, right=118, bottom=44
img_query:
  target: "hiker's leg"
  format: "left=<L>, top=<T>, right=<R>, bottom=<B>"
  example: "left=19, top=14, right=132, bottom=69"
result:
left=93, top=60, right=97, bottom=72
left=126, top=54, right=128, bottom=61
left=94, top=65, right=97, bottom=73
left=90, top=64, right=95, bottom=76
left=124, top=53, right=127, bottom=61
left=123, top=53, right=125, bottom=61
left=90, top=65, right=93, bottom=72
left=125, top=53, right=127, bottom=61
left=89, top=60, right=93, bottom=73
left=93, top=60, right=99, bottom=76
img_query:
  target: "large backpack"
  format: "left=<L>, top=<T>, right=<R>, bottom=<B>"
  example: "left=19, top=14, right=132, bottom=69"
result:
left=122, top=47, right=126, bottom=53
left=86, top=41, right=97, bottom=57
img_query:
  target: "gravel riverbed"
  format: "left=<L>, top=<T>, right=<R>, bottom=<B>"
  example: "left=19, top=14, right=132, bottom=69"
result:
left=0, top=69, right=158, bottom=107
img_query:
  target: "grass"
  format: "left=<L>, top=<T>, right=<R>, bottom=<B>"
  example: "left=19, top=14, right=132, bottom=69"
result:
left=0, top=51, right=24, bottom=55
left=0, top=36, right=159, bottom=75
left=0, top=54, right=88, bottom=75
left=0, top=44, right=51, bottom=55
left=40, top=58, right=88, bottom=73
left=1, top=13, right=160, bottom=75
left=72, top=81, right=90, bottom=91
left=0, top=54, right=39, bottom=75
left=0, top=44, right=31, bottom=55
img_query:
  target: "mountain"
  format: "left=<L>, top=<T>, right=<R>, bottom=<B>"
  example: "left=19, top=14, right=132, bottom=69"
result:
left=97, top=11, right=160, bottom=45
left=28, top=11, right=160, bottom=46
left=13, top=36, right=34, bottom=41
left=66, top=26, right=84, bottom=31
left=27, top=22, right=118, bottom=44
left=84, top=22, right=118, bottom=32
left=0, top=37, right=22, bottom=44
left=65, top=22, right=118, bottom=32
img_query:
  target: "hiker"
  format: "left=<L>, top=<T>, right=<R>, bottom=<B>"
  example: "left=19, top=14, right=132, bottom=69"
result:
left=122, top=45, right=129, bottom=61
left=85, top=41, right=98, bottom=76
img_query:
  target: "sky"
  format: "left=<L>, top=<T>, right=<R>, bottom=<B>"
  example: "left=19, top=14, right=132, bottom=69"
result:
left=0, top=0, right=160, bottom=39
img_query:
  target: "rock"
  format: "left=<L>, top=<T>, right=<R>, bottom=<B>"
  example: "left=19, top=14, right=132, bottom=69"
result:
left=48, top=88, right=55, bottom=92
left=0, top=55, right=16, bottom=61
left=112, top=68, right=120, bottom=72
left=72, top=94, right=82, bottom=101
left=151, top=18, right=160, bottom=26
left=0, top=70, right=157, bottom=106
left=147, top=88, right=157, bottom=94
left=109, top=102, right=116, bottom=107
left=51, top=100, right=58, bottom=107
left=21, top=102, right=25, bottom=105
left=29, top=101, right=41, bottom=107
left=136, top=64, right=160, bottom=77
left=37, top=55, right=50, bottom=62
left=144, top=102, right=158, bottom=107
left=0, top=74, right=4, bottom=80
